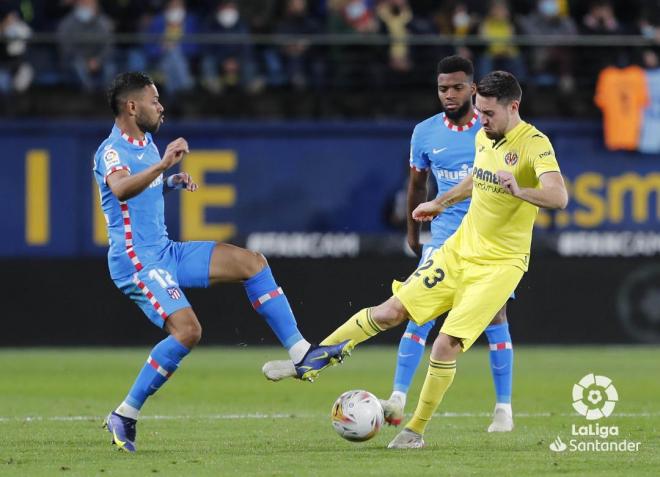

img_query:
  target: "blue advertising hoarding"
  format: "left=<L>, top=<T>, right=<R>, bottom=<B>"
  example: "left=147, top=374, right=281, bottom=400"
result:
left=1, top=120, right=658, bottom=257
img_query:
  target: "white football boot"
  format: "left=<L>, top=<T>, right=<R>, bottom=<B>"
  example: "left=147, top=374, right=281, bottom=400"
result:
left=387, top=428, right=425, bottom=449
left=487, top=404, right=514, bottom=432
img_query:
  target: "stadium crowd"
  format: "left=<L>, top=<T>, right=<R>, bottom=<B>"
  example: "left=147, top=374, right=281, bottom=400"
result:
left=1, top=0, right=659, bottom=117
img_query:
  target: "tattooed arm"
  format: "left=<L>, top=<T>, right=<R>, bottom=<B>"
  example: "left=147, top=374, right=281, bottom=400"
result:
left=411, top=175, right=473, bottom=222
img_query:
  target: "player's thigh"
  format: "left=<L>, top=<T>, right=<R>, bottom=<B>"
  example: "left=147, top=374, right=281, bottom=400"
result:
left=174, top=240, right=216, bottom=288
left=207, top=242, right=266, bottom=285
left=393, top=246, right=458, bottom=326
left=114, top=267, right=192, bottom=329
left=441, top=264, right=523, bottom=352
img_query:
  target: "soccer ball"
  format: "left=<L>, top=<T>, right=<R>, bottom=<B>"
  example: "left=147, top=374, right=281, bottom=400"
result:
left=330, top=390, right=384, bottom=442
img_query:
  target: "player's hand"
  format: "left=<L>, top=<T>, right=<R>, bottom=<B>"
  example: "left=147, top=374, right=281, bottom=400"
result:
left=497, top=170, right=521, bottom=197
left=168, top=172, right=198, bottom=192
left=412, top=201, right=444, bottom=222
left=161, top=137, right=189, bottom=169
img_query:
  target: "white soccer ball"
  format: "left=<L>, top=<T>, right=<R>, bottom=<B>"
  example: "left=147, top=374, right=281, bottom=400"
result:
left=330, top=390, right=384, bottom=442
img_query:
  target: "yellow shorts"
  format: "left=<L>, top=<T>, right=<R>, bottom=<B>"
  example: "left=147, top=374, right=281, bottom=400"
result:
left=392, top=245, right=523, bottom=352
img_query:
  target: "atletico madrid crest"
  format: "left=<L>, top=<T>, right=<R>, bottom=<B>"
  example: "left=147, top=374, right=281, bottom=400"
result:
left=167, top=287, right=181, bottom=300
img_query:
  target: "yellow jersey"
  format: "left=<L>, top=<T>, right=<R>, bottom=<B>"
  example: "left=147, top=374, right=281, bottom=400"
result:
left=445, top=121, right=560, bottom=271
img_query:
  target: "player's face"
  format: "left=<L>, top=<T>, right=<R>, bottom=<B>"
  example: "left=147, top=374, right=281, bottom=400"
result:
left=475, top=94, right=518, bottom=140
left=134, top=84, right=165, bottom=134
left=437, top=72, right=475, bottom=121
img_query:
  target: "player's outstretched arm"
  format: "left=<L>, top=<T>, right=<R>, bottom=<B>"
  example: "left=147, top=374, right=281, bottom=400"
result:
left=107, top=138, right=189, bottom=201
left=406, top=168, right=430, bottom=256
left=412, top=175, right=473, bottom=222
left=496, top=170, right=568, bottom=209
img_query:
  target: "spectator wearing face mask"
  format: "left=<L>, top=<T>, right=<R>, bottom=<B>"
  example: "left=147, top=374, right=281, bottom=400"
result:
left=200, top=0, right=263, bottom=95
left=518, top=0, right=577, bottom=93
left=432, top=2, right=479, bottom=61
left=0, top=7, right=33, bottom=94
left=144, top=0, right=199, bottom=96
left=56, top=0, right=116, bottom=92
left=327, top=0, right=381, bottom=89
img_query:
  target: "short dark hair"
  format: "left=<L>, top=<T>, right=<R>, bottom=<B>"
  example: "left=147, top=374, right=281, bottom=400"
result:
left=107, top=72, right=154, bottom=116
left=477, top=71, right=522, bottom=104
left=437, top=55, right=474, bottom=79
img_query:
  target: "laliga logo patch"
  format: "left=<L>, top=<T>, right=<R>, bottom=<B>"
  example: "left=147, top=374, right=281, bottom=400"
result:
left=572, top=373, right=618, bottom=420
left=504, top=151, right=518, bottom=166
left=103, top=149, right=121, bottom=169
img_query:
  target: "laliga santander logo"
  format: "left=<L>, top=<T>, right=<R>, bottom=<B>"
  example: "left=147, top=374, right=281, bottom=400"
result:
left=549, top=374, right=640, bottom=453
left=572, top=373, right=618, bottom=420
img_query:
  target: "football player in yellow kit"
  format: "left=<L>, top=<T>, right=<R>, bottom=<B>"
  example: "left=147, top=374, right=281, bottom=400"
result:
left=265, top=71, right=569, bottom=449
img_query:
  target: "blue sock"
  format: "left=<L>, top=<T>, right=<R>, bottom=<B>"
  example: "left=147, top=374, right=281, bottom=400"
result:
left=244, top=266, right=303, bottom=349
left=124, top=336, right=190, bottom=410
left=392, top=319, right=436, bottom=394
left=485, top=322, right=513, bottom=404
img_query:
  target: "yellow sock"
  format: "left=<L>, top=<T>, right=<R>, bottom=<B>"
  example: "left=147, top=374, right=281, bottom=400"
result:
left=406, top=359, right=456, bottom=435
left=320, top=308, right=383, bottom=346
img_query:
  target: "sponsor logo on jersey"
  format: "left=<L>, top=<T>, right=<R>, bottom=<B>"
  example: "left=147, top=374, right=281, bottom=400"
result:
left=472, top=166, right=500, bottom=184
left=434, top=163, right=472, bottom=182
left=148, top=174, right=163, bottom=189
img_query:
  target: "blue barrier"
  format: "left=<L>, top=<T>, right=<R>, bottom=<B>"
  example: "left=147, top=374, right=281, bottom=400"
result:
left=1, top=119, right=658, bottom=257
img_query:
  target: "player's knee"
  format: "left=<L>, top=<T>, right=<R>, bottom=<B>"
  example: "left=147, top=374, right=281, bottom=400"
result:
left=372, top=297, right=408, bottom=329
left=175, top=320, right=202, bottom=348
left=431, top=333, right=461, bottom=360
left=244, top=250, right=268, bottom=278
left=187, top=321, right=203, bottom=347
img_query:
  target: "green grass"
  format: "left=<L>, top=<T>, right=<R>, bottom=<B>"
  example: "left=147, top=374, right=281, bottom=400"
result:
left=0, top=346, right=658, bottom=476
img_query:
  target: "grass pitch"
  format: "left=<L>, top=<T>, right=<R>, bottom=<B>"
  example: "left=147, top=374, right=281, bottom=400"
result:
left=0, top=346, right=658, bottom=476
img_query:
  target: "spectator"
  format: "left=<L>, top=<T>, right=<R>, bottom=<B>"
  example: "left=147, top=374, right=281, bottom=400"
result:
left=476, top=0, right=525, bottom=81
left=517, top=0, right=577, bottom=92
left=327, top=0, right=380, bottom=88
left=433, top=1, right=478, bottom=38
left=430, top=1, right=480, bottom=61
left=56, top=0, right=115, bottom=92
left=579, top=1, right=627, bottom=80
left=144, top=0, right=199, bottom=96
left=0, top=7, right=33, bottom=94
left=580, top=0, right=623, bottom=35
left=100, top=0, right=153, bottom=72
left=636, top=2, right=660, bottom=41
left=376, top=0, right=414, bottom=74
left=272, top=0, right=325, bottom=90
left=200, top=1, right=262, bottom=94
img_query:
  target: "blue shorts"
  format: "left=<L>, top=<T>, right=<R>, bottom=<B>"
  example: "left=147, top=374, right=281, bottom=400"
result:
left=113, top=241, right=216, bottom=328
left=420, top=243, right=516, bottom=300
